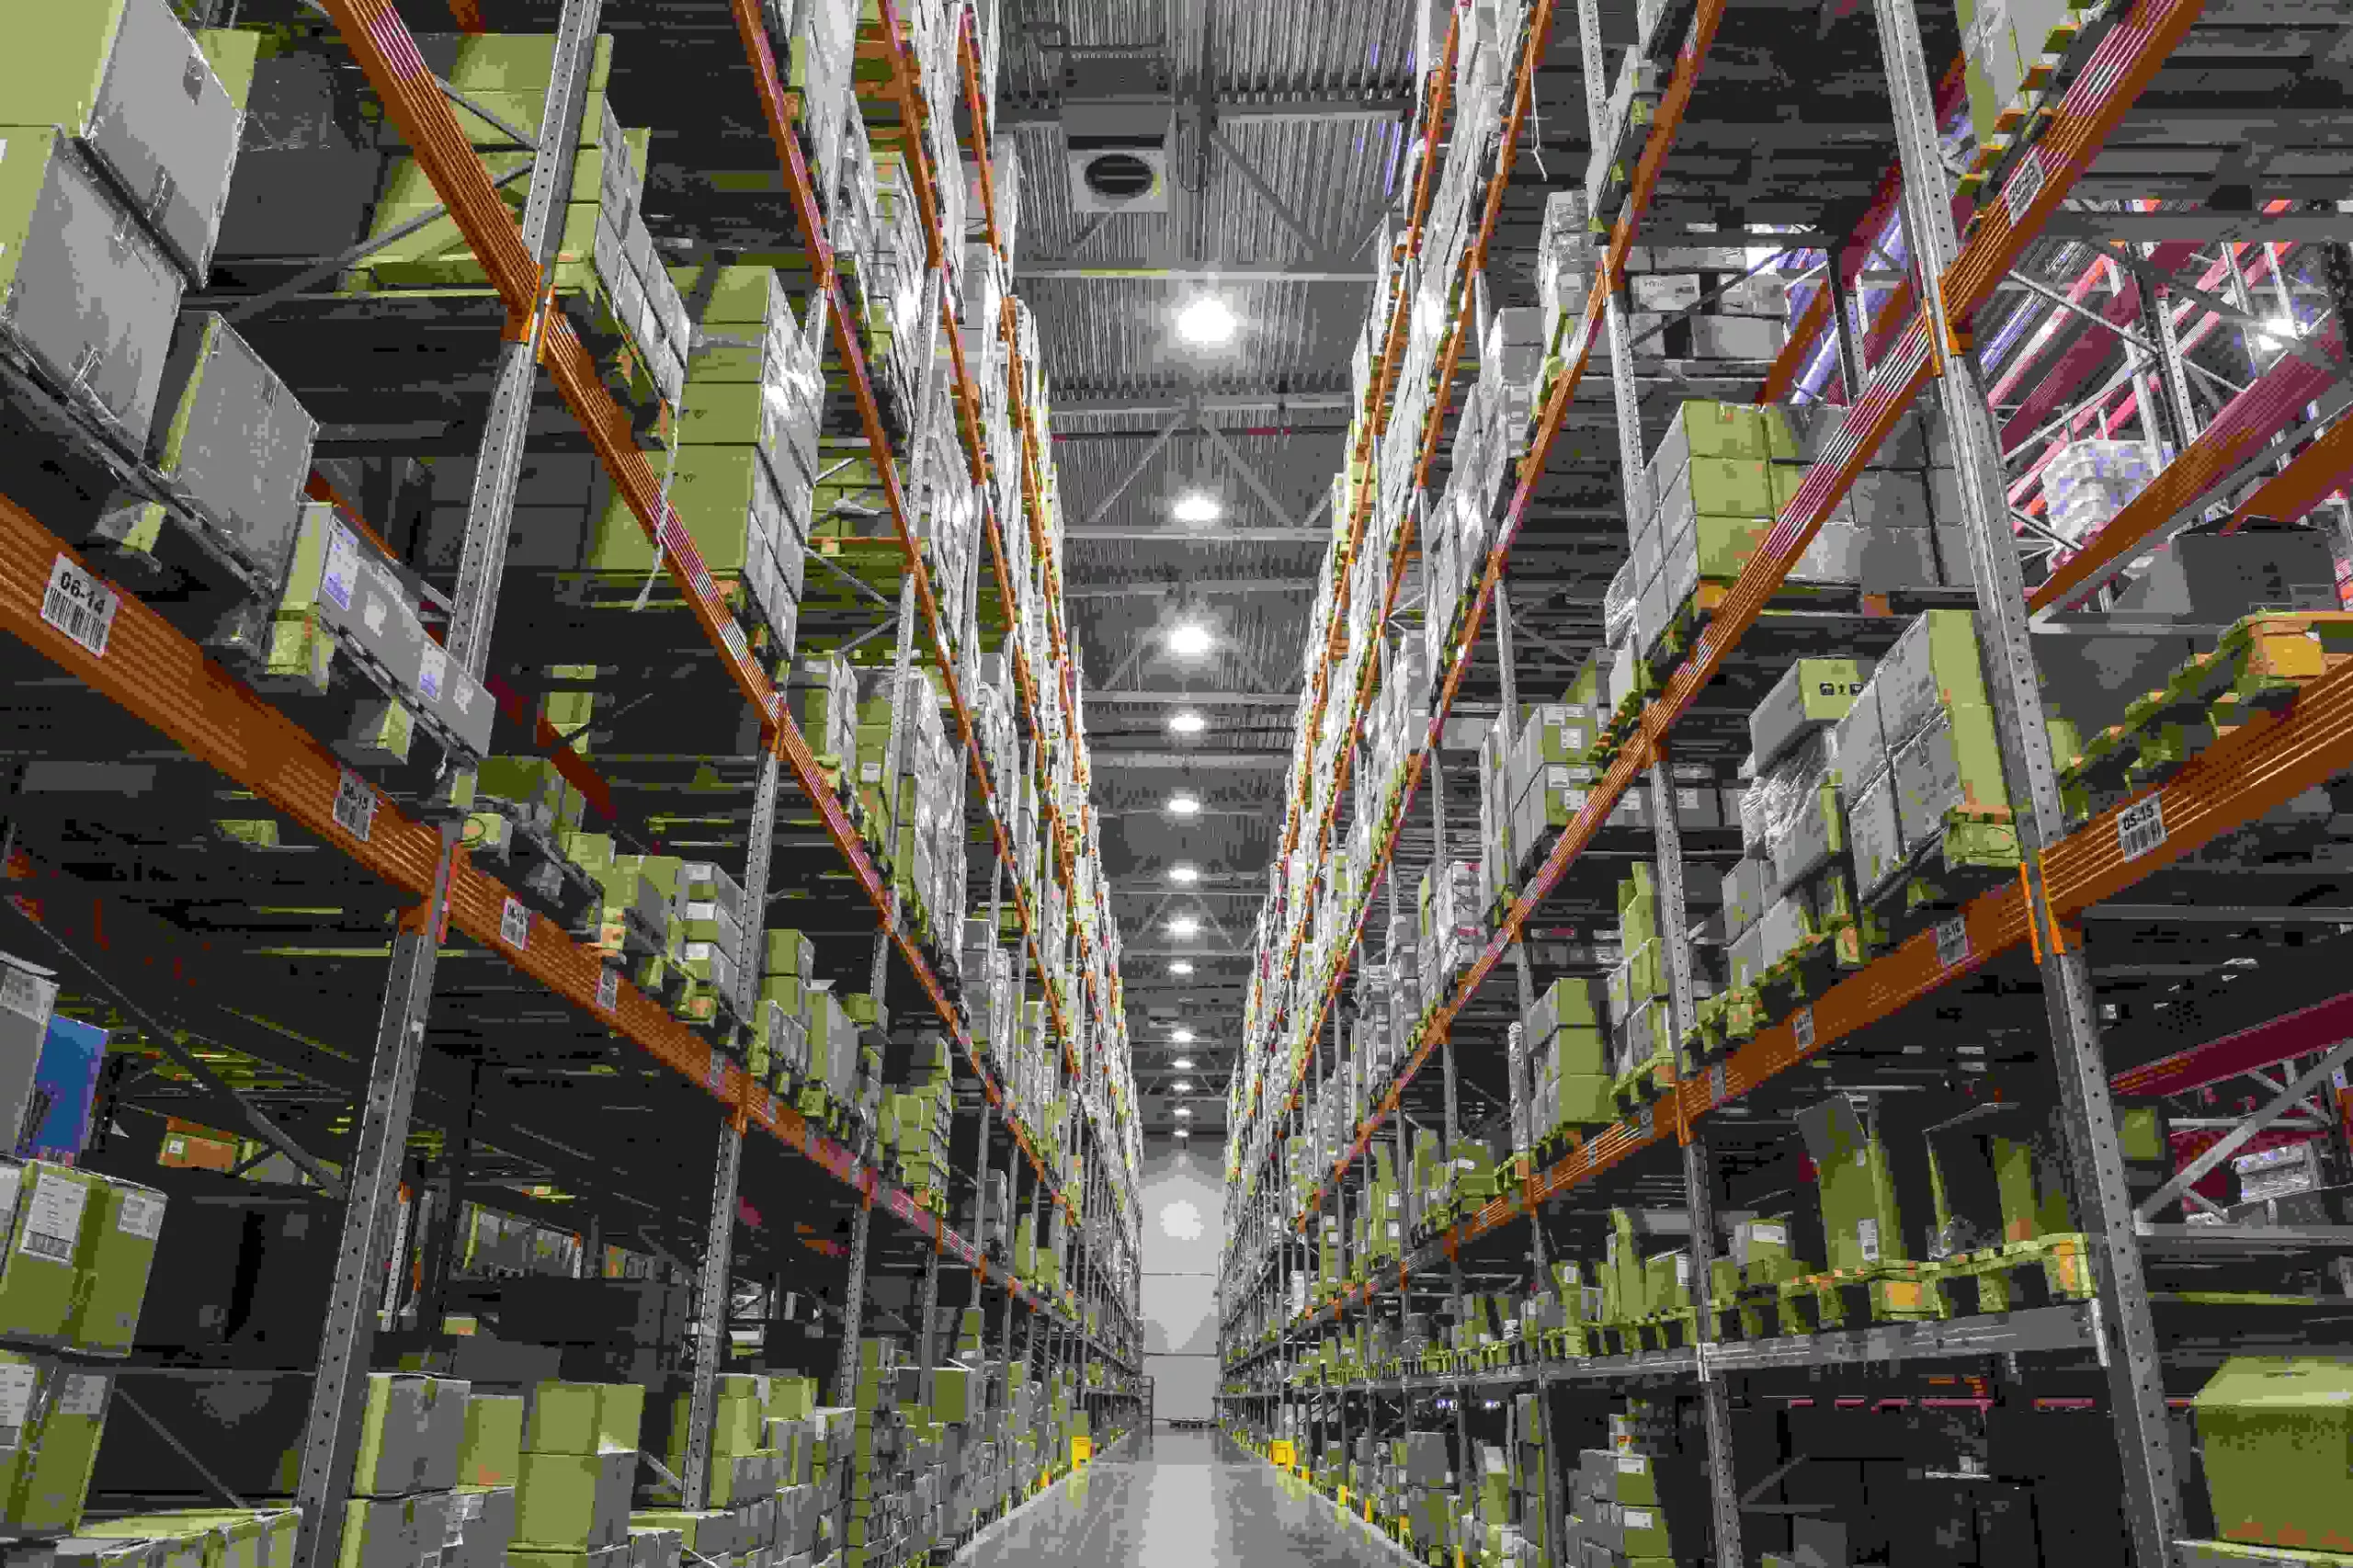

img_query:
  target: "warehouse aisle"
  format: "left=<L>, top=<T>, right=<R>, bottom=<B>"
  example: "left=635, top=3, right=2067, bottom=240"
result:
left=959, top=1428, right=1403, bottom=1566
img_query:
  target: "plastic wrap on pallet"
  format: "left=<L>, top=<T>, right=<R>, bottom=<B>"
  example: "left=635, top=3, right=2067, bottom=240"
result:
left=2041, top=438, right=2158, bottom=544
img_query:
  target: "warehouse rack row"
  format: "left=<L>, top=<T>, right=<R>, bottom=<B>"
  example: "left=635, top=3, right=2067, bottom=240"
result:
left=0, top=1, right=1143, bottom=1566
left=1217, top=0, right=2353, bottom=1563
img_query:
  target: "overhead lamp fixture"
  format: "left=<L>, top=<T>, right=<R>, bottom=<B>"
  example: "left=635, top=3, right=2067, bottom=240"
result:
left=2256, top=316, right=2298, bottom=349
left=1169, top=709, right=1208, bottom=735
left=1173, top=1028, right=1195, bottom=1043
left=1176, top=1107, right=1193, bottom=1119
left=1173, top=1079, right=1192, bottom=1092
left=1173, top=1057, right=1195, bottom=1070
left=1167, top=915, right=1200, bottom=937
left=1176, top=295, right=1236, bottom=345
left=1169, top=863, right=1200, bottom=884
left=1165, top=620, right=1213, bottom=657
left=1175, top=1128, right=1189, bottom=1139
left=1173, top=490, right=1222, bottom=523
left=1169, top=960, right=1194, bottom=976
left=1166, top=793, right=1202, bottom=817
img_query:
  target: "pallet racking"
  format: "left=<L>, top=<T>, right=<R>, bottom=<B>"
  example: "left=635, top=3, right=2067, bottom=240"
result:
left=1216, top=0, right=2353, bottom=1563
left=0, top=1, right=1142, bottom=1565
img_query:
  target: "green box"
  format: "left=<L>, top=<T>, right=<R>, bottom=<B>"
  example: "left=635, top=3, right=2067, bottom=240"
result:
left=461, top=1393, right=525, bottom=1486
left=525, top=1382, right=644, bottom=1456
left=67, top=1174, right=163, bottom=1353
left=1680, top=456, right=1777, bottom=519
left=2196, top=1357, right=2353, bottom=1552
left=515, top=1449, right=635, bottom=1551
left=10, top=1363, right=109, bottom=1533
left=0, top=1161, right=102, bottom=1345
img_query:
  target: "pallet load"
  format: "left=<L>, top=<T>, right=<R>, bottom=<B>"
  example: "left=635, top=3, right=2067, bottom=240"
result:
left=589, top=265, right=821, bottom=646
left=1838, top=608, right=2020, bottom=932
left=0, top=0, right=243, bottom=443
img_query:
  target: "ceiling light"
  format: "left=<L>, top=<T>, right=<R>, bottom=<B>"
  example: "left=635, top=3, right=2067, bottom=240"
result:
left=1165, top=621, right=1213, bottom=657
left=1175, top=1128, right=1189, bottom=1139
left=2256, top=316, right=2297, bottom=349
left=1169, top=960, right=1194, bottom=976
left=1176, top=295, right=1236, bottom=345
left=1169, top=709, right=1207, bottom=735
left=1167, top=793, right=1201, bottom=817
left=1172, top=1079, right=1192, bottom=1093
left=1176, top=1107, right=1193, bottom=1118
left=1167, top=915, right=1200, bottom=938
left=1173, top=1057, right=1195, bottom=1069
left=1169, top=864, right=1200, bottom=884
left=1173, top=491, right=1222, bottom=523
left=1173, top=1028, right=1195, bottom=1043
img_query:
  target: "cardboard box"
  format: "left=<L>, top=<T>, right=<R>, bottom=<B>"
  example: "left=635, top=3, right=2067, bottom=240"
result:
left=1750, top=658, right=1871, bottom=771
left=139, top=312, right=316, bottom=575
left=0, top=130, right=185, bottom=436
left=0, top=0, right=242, bottom=275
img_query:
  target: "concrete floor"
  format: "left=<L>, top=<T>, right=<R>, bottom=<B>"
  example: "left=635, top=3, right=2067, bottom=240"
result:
left=959, top=1428, right=1404, bottom=1568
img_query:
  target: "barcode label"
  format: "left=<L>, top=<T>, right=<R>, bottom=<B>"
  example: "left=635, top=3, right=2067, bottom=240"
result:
left=18, top=1172, right=85, bottom=1263
left=596, top=967, right=619, bottom=1012
left=1858, top=1216, right=1881, bottom=1263
left=0, top=966, right=52, bottom=1026
left=1636, top=1104, right=1654, bottom=1141
left=1792, top=1006, right=1816, bottom=1050
left=707, top=1053, right=725, bottom=1091
left=321, top=521, right=358, bottom=611
left=0, top=1361, right=34, bottom=1448
left=2119, top=792, right=2166, bottom=860
left=54, top=1373, right=106, bottom=1418
left=2003, top=146, right=2047, bottom=223
left=499, top=897, right=530, bottom=949
left=417, top=643, right=446, bottom=701
left=1936, top=916, right=1970, bottom=969
left=116, top=1190, right=165, bottom=1239
left=1709, top=1062, right=1727, bottom=1103
left=40, top=556, right=118, bottom=658
left=333, top=769, right=376, bottom=843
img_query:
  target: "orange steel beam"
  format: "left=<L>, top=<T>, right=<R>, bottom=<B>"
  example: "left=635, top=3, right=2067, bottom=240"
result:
left=2230, top=411, right=2353, bottom=528
left=0, top=490, right=1073, bottom=1307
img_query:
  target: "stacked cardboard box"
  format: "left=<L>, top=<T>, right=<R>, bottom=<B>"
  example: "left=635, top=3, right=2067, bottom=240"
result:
left=0, top=0, right=239, bottom=437
left=1836, top=610, right=2018, bottom=915
left=753, top=928, right=817, bottom=1094
left=91, top=311, right=319, bottom=591
left=512, top=1381, right=641, bottom=1568
left=334, top=1374, right=505, bottom=1568
left=231, top=503, right=495, bottom=759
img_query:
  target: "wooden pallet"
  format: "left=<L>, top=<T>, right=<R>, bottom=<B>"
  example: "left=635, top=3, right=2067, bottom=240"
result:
left=1774, top=1261, right=1938, bottom=1332
left=1930, top=1233, right=2095, bottom=1316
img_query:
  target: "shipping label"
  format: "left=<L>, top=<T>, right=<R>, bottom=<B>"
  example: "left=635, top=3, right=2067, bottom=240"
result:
left=0, top=1361, right=34, bottom=1449
left=322, top=521, right=358, bottom=612
left=18, top=1172, right=85, bottom=1263
left=116, top=1189, right=165, bottom=1240
left=0, top=965, right=55, bottom=1028
left=54, top=1372, right=107, bottom=1418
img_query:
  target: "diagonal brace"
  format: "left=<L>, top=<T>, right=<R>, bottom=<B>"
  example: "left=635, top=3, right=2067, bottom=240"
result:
left=1201, top=421, right=1300, bottom=529
left=1209, top=123, right=1344, bottom=266
left=2135, top=1040, right=2353, bottom=1221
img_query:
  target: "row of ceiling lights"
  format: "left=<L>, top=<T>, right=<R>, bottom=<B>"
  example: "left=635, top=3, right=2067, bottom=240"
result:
left=1143, top=294, right=1238, bottom=1147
